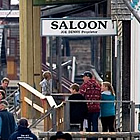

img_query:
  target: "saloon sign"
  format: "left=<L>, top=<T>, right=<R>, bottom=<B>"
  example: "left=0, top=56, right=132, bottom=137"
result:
left=41, top=18, right=117, bottom=36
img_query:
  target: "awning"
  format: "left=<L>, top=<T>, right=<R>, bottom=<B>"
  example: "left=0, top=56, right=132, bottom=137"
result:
left=41, top=3, right=97, bottom=18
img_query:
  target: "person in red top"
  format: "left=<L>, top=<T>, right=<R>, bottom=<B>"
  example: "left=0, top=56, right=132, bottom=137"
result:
left=80, top=71, right=101, bottom=140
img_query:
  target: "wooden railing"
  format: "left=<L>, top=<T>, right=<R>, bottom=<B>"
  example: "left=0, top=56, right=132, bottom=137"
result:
left=18, top=82, right=65, bottom=131
left=38, top=132, right=140, bottom=140
left=6, top=87, right=20, bottom=118
left=64, top=100, right=135, bottom=132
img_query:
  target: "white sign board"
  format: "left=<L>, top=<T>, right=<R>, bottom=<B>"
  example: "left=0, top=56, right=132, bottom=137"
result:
left=41, top=18, right=117, bottom=36
left=0, top=10, right=19, bottom=18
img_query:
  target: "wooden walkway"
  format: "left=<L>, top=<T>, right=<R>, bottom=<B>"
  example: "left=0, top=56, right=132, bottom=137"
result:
left=29, top=119, right=124, bottom=140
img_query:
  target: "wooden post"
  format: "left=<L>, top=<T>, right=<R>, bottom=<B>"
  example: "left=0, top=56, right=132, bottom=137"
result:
left=19, top=0, right=34, bottom=85
left=19, top=0, right=42, bottom=118
left=20, top=87, right=28, bottom=118
left=52, top=108, right=57, bottom=131
left=56, top=37, right=62, bottom=92
left=33, top=6, right=42, bottom=91
left=64, top=101, right=70, bottom=131
left=32, top=6, right=42, bottom=118
left=42, top=99, right=48, bottom=131
left=19, top=0, right=34, bottom=118
left=19, top=0, right=41, bottom=88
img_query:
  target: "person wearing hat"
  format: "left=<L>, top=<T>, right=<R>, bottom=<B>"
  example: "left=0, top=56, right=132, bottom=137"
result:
left=0, top=99, right=16, bottom=140
left=80, top=71, right=101, bottom=140
left=9, top=118, right=38, bottom=140
left=50, top=131, right=72, bottom=140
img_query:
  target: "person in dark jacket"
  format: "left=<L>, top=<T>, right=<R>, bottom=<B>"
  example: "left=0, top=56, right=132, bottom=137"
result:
left=9, top=118, right=38, bottom=140
left=80, top=71, right=101, bottom=140
left=50, top=131, right=72, bottom=140
left=0, top=99, right=16, bottom=140
left=68, top=83, right=88, bottom=131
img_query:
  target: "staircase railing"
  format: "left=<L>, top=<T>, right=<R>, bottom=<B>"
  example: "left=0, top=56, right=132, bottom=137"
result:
left=45, top=56, right=76, bottom=83
left=29, top=106, right=55, bottom=129
left=90, top=67, right=103, bottom=84
left=5, top=87, right=20, bottom=118
left=18, top=82, right=65, bottom=131
left=42, top=63, right=73, bottom=92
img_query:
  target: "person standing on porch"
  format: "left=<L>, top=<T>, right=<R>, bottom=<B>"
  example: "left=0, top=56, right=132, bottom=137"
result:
left=68, top=83, right=88, bottom=131
left=39, top=70, right=52, bottom=95
left=100, top=81, right=116, bottom=140
left=80, top=71, right=101, bottom=140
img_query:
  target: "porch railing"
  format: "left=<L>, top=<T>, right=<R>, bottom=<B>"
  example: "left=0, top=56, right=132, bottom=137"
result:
left=38, top=131, right=140, bottom=140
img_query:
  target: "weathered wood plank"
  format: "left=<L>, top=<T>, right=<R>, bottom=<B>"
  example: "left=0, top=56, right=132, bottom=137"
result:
left=38, top=132, right=140, bottom=138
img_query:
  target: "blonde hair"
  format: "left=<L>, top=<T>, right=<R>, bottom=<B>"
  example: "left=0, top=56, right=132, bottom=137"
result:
left=43, top=71, right=52, bottom=79
left=103, top=81, right=115, bottom=95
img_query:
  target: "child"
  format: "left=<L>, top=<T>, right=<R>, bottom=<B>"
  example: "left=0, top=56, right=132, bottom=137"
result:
left=100, top=81, right=116, bottom=140
left=68, top=83, right=88, bottom=131
left=39, top=71, right=52, bottom=95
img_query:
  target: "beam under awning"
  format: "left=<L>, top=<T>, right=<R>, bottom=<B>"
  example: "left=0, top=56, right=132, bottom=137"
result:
left=0, top=28, right=6, bottom=66
left=34, top=0, right=101, bottom=6
left=41, top=1, right=100, bottom=18
left=41, top=4, right=83, bottom=17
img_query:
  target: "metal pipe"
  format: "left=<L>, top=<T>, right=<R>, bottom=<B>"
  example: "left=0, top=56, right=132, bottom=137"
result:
left=122, top=0, right=140, bottom=23
left=71, top=56, right=76, bottom=82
